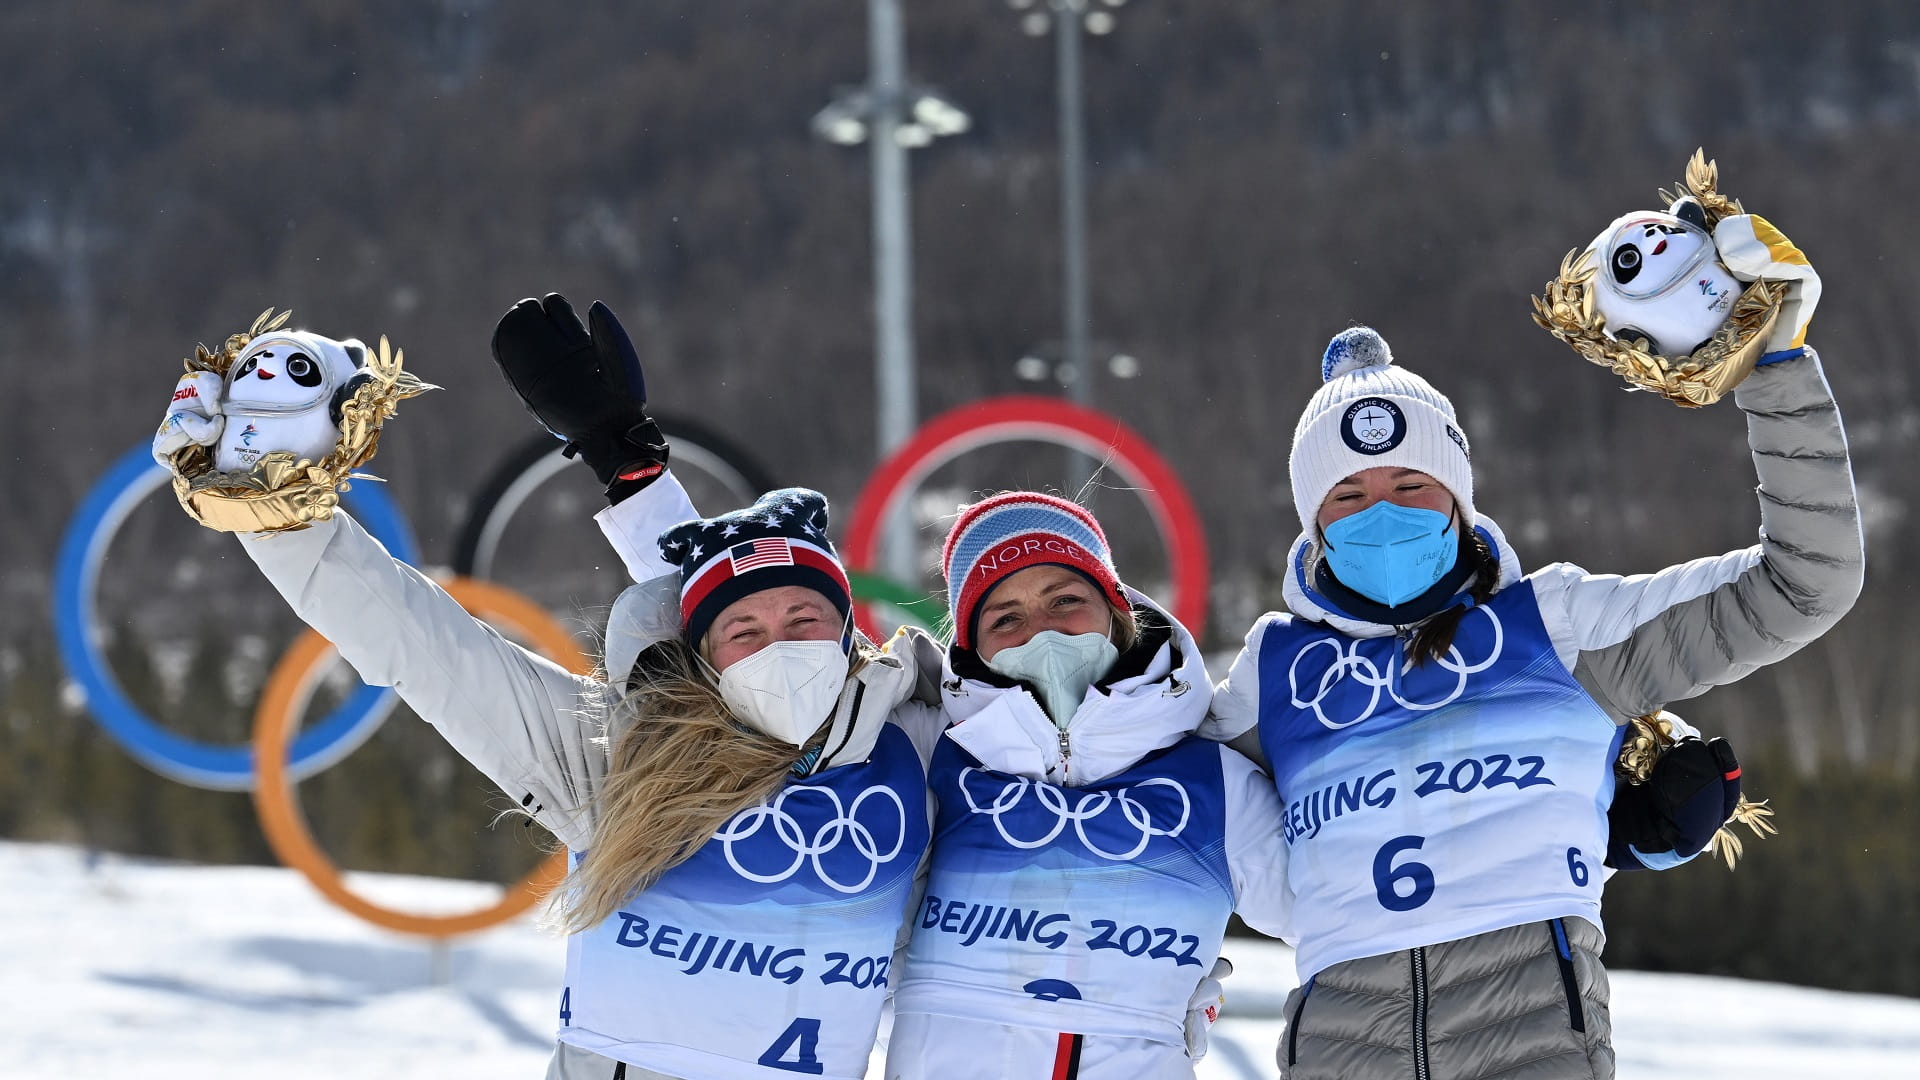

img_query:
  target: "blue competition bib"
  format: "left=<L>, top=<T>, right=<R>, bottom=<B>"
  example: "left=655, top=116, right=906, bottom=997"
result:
left=896, top=736, right=1234, bottom=1043
left=1257, top=580, right=1622, bottom=980
left=560, top=723, right=930, bottom=1080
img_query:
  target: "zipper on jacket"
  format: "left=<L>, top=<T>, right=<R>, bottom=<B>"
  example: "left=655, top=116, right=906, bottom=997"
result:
left=1410, top=947, right=1431, bottom=1080
left=1549, top=919, right=1587, bottom=1033
left=1286, top=975, right=1314, bottom=1067
left=612, top=1063, right=626, bottom=1080
left=1057, top=729, right=1072, bottom=782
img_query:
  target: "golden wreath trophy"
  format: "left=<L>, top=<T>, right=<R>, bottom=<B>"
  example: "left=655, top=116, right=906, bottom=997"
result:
left=1532, top=149, right=1819, bottom=408
left=1617, top=711, right=1777, bottom=870
left=153, top=308, right=434, bottom=533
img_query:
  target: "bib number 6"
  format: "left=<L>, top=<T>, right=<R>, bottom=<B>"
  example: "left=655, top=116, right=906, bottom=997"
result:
left=1373, top=835, right=1436, bottom=911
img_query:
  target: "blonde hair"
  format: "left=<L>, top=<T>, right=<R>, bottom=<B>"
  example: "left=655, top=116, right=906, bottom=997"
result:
left=1108, top=602, right=1142, bottom=653
left=557, top=638, right=870, bottom=933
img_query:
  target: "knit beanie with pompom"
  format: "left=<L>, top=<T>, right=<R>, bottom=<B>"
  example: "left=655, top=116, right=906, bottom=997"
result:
left=1288, top=327, right=1475, bottom=537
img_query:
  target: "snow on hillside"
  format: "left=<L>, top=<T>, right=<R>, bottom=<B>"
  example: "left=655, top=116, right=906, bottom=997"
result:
left=2, top=841, right=1915, bottom=1079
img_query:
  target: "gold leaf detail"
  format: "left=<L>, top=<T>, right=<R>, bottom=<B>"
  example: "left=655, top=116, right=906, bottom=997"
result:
left=163, top=312, right=437, bottom=533
left=1528, top=151, right=1783, bottom=407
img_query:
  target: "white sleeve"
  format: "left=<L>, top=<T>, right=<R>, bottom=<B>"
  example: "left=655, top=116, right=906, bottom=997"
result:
left=241, top=512, right=608, bottom=849
left=1200, top=615, right=1280, bottom=743
left=1220, top=745, right=1293, bottom=943
left=593, top=470, right=701, bottom=583
left=881, top=628, right=953, bottom=770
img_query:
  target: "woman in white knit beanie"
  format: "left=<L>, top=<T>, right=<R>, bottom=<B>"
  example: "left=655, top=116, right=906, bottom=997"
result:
left=1208, top=301, right=1861, bottom=1078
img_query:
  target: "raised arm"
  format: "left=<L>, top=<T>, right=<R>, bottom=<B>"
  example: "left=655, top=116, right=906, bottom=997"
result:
left=242, top=511, right=611, bottom=849
left=1542, top=348, right=1864, bottom=718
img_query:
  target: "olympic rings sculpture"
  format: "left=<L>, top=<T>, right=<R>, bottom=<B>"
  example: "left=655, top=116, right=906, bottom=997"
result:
left=56, top=396, right=1208, bottom=936
left=451, top=419, right=777, bottom=581
left=712, top=784, right=910, bottom=894
left=957, top=767, right=1193, bottom=862
left=843, top=395, right=1209, bottom=642
left=251, top=577, right=578, bottom=936
left=54, top=444, right=420, bottom=791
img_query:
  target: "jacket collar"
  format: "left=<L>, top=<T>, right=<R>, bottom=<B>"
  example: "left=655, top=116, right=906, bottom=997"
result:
left=803, top=631, right=928, bottom=776
left=1281, top=513, right=1525, bottom=639
left=938, top=588, right=1211, bottom=786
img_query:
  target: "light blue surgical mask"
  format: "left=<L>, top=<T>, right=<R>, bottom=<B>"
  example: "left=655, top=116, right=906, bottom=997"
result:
left=985, top=629, right=1120, bottom=730
left=1321, top=501, right=1458, bottom=608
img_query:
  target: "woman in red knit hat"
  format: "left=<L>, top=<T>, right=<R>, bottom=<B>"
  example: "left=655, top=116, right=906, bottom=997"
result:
left=875, top=490, right=1293, bottom=1080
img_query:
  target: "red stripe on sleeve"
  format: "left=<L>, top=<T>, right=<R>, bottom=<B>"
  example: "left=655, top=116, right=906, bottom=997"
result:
left=1051, top=1033, right=1082, bottom=1080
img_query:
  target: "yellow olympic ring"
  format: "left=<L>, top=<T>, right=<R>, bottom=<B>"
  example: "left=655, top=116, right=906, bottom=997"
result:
left=251, top=576, right=579, bottom=937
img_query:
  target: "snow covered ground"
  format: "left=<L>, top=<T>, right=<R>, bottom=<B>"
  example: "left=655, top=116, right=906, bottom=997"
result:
left=3, top=840, right=1916, bottom=1079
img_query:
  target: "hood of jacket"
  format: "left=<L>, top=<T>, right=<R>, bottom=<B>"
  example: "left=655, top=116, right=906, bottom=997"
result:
left=938, top=587, right=1210, bottom=786
left=796, top=630, right=931, bottom=775
left=1280, top=513, right=1526, bottom=639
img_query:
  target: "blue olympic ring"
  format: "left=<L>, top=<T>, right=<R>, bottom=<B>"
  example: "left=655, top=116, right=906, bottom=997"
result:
left=53, top=444, right=420, bottom=791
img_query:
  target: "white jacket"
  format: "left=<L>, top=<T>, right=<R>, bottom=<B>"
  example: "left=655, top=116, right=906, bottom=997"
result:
left=595, top=499, right=1292, bottom=1079
left=883, top=595, right=1291, bottom=1080
left=242, top=475, right=947, bottom=1080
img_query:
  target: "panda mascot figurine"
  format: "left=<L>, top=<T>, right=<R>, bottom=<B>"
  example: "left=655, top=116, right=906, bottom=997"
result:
left=153, top=309, right=430, bottom=533
left=1533, top=150, right=1821, bottom=407
left=212, top=331, right=371, bottom=473
left=1583, top=195, right=1743, bottom=358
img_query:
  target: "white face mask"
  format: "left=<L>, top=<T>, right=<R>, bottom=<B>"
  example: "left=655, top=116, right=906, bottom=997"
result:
left=709, top=639, right=850, bottom=747
left=985, top=629, right=1120, bottom=730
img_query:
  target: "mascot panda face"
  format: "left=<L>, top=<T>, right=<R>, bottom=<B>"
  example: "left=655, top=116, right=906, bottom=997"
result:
left=1586, top=197, right=1743, bottom=357
left=213, top=330, right=370, bottom=473
left=1606, top=217, right=1710, bottom=296
left=225, top=332, right=362, bottom=414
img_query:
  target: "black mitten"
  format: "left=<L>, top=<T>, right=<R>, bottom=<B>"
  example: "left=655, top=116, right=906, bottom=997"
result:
left=1606, top=736, right=1742, bottom=871
left=490, top=293, right=669, bottom=502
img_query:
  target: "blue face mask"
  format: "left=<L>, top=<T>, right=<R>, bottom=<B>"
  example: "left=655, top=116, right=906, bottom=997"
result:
left=1321, top=502, right=1458, bottom=608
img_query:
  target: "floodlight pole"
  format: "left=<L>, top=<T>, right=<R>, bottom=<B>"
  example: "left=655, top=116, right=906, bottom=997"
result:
left=869, top=0, right=918, bottom=588
left=870, top=0, right=914, bottom=468
left=1056, top=4, right=1092, bottom=417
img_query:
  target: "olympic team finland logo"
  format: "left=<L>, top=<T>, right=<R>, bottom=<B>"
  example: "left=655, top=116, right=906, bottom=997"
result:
left=1289, top=606, right=1505, bottom=730
left=957, top=769, right=1191, bottom=861
left=1340, top=397, right=1405, bottom=455
left=713, top=783, right=908, bottom=893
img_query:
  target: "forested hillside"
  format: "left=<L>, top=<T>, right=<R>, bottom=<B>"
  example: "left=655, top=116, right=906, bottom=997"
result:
left=3, top=1, right=1916, bottom=993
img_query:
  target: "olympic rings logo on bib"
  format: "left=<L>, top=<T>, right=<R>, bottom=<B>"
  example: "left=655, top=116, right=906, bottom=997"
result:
left=1288, top=607, right=1505, bottom=730
left=713, top=784, right=909, bottom=893
left=957, top=768, right=1192, bottom=861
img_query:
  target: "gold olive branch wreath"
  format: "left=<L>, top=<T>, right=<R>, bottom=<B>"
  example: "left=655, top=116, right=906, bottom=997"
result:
left=1531, top=149, right=1790, bottom=408
left=165, top=308, right=437, bottom=533
left=1617, top=710, right=1778, bottom=870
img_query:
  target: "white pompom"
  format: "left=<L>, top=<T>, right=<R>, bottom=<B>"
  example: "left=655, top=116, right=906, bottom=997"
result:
left=1321, top=327, right=1393, bottom=382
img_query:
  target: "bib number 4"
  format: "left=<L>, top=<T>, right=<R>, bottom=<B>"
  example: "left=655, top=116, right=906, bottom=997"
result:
left=1373, top=835, right=1435, bottom=911
left=759, top=1017, right=825, bottom=1075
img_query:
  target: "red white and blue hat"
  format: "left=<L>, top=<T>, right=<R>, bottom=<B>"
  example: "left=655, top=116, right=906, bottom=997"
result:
left=659, top=488, right=853, bottom=648
left=941, top=491, right=1128, bottom=650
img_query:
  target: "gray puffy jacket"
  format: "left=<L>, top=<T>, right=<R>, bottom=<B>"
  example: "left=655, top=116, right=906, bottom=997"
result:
left=1209, top=351, right=1863, bottom=1080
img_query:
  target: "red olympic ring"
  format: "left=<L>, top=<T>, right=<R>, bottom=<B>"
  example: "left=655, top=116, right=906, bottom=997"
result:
left=844, top=395, right=1209, bottom=642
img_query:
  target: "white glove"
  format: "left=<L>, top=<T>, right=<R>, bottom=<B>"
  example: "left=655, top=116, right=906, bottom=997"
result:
left=1183, top=955, right=1232, bottom=1060
left=1713, top=214, right=1820, bottom=355
left=152, top=371, right=226, bottom=466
